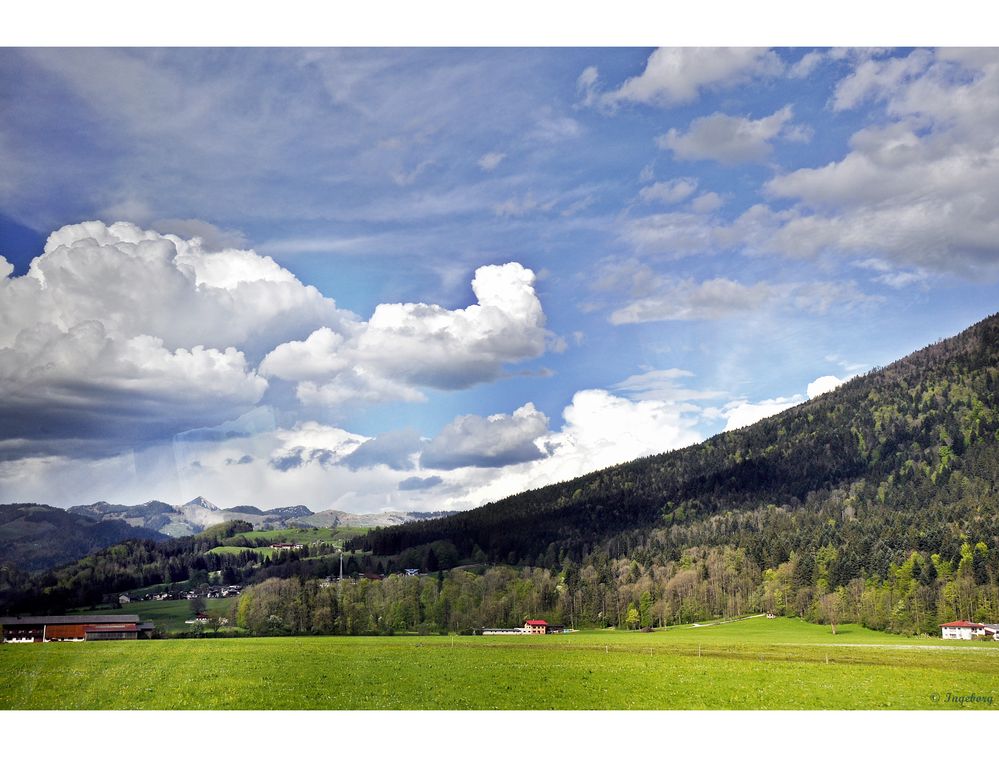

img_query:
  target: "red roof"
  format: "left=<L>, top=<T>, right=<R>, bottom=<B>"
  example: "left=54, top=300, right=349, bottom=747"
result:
left=525, top=619, right=548, bottom=626
left=940, top=620, right=984, bottom=628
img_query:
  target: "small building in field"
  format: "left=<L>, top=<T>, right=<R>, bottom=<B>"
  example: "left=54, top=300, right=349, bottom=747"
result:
left=476, top=619, right=568, bottom=635
left=0, top=615, right=154, bottom=643
left=272, top=543, right=304, bottom=551
left=940, top=620, right=986, bottom=640
left=118, top=595, right=131, bottom=604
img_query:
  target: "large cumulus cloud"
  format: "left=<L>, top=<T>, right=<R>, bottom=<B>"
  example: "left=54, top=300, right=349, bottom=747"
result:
left=1, top=221, right=345, bottom=360
left=0, top=221, right=345, bottom=458
left=260, top=262, right=549, bottom=404
left=0, top=221, right=552, bottom=464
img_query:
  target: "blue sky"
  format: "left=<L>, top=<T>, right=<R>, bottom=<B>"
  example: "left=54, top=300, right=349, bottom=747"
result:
left=1, top=47, right=997, bottom=511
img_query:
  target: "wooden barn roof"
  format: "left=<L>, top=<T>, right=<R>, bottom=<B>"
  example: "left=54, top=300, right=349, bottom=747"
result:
left=0, top=615, right=140, bottom=625
left=45, top=624, right=87, bottom=639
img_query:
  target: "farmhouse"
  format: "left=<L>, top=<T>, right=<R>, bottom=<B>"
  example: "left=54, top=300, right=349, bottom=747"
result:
left=479, top=619, right=567, bottom=635
left=272, top=543, right=304, bottom=551
left=939, top=620, right=996, bottom=640
left=0, top=615, right=155, bottom=643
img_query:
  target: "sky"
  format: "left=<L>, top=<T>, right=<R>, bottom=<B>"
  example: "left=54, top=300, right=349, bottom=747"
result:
left=1, top=46, right=998, bottom=512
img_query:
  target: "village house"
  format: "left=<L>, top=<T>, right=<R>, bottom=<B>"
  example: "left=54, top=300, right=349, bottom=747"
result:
left=479, top=619, right=568, bottom=635
left=0, top=615, right=155, bottom=643
left=940, top=620, right=996, bottom=640
left=272, top=543, right=304, bottom=551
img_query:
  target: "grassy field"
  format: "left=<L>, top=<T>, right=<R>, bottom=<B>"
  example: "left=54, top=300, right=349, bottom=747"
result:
left=220, top=526, right=367, bottom=549
left=206, top=545, right=274, bottom=559
left=68, top=598, right=237, bottom=633
left=2, top=616, right=998, bottom=710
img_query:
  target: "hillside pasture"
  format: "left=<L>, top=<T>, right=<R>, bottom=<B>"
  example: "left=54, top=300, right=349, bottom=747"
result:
left=220, top=526, right=367, bottom=549
left=206, top=545, right=274, bottom=559
left=1, top=617, right=996, bottom=709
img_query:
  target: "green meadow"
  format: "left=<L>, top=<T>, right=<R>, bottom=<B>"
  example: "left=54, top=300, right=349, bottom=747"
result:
left=219, top=526, right=367, bottom=549
left=206, top=545, right=275, bottom=559
left=1, top=617, right=997, bottom=710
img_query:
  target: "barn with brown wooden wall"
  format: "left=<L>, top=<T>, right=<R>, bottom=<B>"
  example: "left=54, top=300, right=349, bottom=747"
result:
left=0, top=615, right=155, bottom=643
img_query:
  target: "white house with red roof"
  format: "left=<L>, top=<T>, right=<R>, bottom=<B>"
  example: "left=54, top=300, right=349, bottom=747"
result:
left=940, top=620, right=989, bottom=640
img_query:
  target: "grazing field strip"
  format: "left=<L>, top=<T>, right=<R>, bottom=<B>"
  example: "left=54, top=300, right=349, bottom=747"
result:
left=2, top=620, right=997, bottom=710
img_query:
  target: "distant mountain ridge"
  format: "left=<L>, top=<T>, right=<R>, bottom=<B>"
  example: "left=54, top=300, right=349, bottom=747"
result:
left=67, top=497, right=446, bottom=538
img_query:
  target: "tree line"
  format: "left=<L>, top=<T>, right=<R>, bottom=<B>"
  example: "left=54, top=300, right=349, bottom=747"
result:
left=228, top=535, right=997, bottom=636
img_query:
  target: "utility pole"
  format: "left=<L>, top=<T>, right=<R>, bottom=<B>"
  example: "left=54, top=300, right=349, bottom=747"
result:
left=339, top=550, right=344, bottom=581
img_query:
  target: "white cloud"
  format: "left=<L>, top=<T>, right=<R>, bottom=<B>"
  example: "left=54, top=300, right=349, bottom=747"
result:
left=606, top=274, right=880, bottom=325
left=295, top=369, right=427, bottom=407
left=721, top=373, right=849, bottom=432
left=0, top=321, right=266, bottom=459
left=620, top=211, right=729, bottom=257
left=806, top=375, right=845, bottom=399
left=530, top=111, right=582, bottom=142
left=0, top=381, right=704, bottom=510
left=553, top=389, right=701, bottom=468
left=658, top=106, right=798, bottom=165
left=831, top=49, right=934, bottom=111
left=690, top=191, right=724, bottom=213
left=268, top=422, right=367, bottom=472
left=150, top=218, right=249, bottom=250
left=359, top=262, right=547, bottom=389
left=262, top=262, right=550, bottom=404
left=589, top=48, right=783, bottom=109
left=341, top=429, right=424, bottom=471
left=2, top=221, right=345, bottom=362
left=441, top=388, right=705, bottom=509
left=610, top=277, right=774, bottom=324
left=639, top=178, right=698, bottom=205
left=0, top=220, right=355, bottom=457
left=789, top=51, right=826, bottom=79
left=761, top=49, right=999, bottom=277
left=722, top=396, right=802, bottom=432
left=0, top=222, right=551, bottom=461
left=478, top=152, right=506, bottom=171
left=612, top=369, right=725, bottom=402
left=258, top=327, right=353, bottom=383
left=422, top=403, right=549, bottom=470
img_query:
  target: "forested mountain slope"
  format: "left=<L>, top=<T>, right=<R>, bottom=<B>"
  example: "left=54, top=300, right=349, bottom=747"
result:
left=355, top=312, right=999, bottom=576
left=0, top=503, right=167, bottom=572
